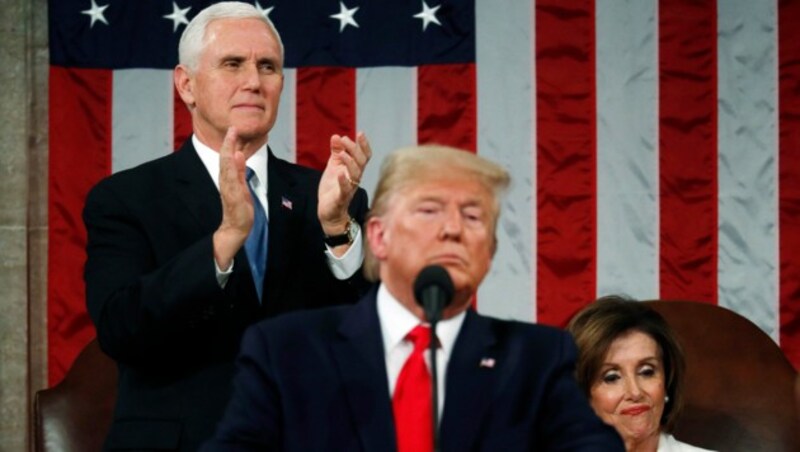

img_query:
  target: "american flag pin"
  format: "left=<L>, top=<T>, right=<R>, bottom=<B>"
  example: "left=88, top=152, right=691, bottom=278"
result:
left=479, top=357, right=495, bottom=368
left=281, top=196, right=293, bottom=210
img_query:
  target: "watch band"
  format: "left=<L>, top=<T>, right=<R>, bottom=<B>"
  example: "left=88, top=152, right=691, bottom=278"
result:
left=324, top=218, right=356, bottom=247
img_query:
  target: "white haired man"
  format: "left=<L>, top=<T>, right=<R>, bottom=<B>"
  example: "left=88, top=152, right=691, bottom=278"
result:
left=83, top=2, right=371, bottom=450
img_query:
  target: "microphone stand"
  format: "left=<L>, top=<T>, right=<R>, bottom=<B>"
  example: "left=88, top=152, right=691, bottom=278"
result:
left=429, top=316, right=441, bottom=452
left=414, top=266, right=453, bottom=452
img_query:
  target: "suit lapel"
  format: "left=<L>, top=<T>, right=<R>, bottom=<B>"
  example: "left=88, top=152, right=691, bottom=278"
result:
left=264, top=149, right=307, bottom=305
left=330, top=291, right=397, bottom=452
left=440, top=311, right=500, bottom=452
left=172, top=145, right=308, bottom=308
left=171, top=141, right=223, bottom=236
left=171, top=140, right=258, bottom=305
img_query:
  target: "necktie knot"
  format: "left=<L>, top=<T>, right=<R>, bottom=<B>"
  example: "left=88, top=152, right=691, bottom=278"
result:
left=246, top=167, right=256, bottom=183
left=406, top=325, right=431, bottom=352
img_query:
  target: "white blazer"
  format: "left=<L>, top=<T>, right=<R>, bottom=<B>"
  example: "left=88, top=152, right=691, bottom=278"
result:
left=658, top=433, right=717, bottom=452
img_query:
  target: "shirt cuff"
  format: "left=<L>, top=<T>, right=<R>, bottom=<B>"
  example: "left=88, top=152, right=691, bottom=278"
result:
left=215, top=258, right=233, bottom=288
left=324, top=223, right=364, bottom=280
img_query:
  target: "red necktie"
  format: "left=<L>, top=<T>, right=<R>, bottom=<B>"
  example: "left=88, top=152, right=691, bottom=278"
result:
left=392, top=325, right=433, bottom=452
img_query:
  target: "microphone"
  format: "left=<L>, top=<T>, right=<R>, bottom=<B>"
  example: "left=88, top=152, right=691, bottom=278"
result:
left=412, top=265, right=454, bottom=452
left=413, top=265, right=454, bottom=323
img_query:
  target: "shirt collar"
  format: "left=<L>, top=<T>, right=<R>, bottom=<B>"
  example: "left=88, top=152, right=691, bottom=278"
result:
left=377, top=283, right=466, bottom=357
left=192, top=134, right=269, bottom=191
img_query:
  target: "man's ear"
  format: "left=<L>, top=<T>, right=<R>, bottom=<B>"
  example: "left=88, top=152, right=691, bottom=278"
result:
left=366, top=216, right=389, bottom=260
left=174, top=65, right=195, bottom=109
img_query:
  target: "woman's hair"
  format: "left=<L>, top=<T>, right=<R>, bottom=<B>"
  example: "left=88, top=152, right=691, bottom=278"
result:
left=566, top=295, right=686, bottom=431
left=178, top=1, right=284, bottom=72
left=362, top=144, right=510, bottom=282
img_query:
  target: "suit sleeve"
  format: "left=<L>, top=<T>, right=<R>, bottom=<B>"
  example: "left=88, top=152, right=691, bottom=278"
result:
left=201, top=324, right=283, bottom=451
left=537, top=332, right=625, bottom=451
left=83, top=180, right=231, bottom=366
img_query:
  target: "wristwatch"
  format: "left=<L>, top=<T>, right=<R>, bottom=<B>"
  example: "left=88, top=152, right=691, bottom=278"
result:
left=324, top=218, right=357, bottom=247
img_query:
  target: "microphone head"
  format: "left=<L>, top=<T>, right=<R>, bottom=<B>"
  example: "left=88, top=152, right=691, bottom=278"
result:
left=413, top=265, right=455, bottom=310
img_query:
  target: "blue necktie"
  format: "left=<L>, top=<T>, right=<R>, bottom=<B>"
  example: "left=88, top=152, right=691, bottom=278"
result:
left=245, top=168, right=268, bottom=302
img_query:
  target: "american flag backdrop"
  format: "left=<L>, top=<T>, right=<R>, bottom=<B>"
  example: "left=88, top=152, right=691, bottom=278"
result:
left=48, top=0, right=800, bottom=385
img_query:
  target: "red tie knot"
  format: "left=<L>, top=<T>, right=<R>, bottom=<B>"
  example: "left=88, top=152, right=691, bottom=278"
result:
left=406, top=325, right=431, bottom=352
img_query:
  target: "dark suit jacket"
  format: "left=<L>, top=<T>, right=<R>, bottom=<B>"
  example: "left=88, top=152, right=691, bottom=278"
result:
left=82, top=140, right=369, bottom=451
left=204, top=287, right=624, bottom=451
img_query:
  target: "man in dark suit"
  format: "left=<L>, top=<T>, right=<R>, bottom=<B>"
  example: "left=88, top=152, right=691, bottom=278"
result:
left=82, top=2, right=371, bottom=450
left=205, top=145, right=624, bottom=451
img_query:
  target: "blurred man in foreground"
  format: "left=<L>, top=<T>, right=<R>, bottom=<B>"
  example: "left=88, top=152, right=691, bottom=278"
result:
left=205, top=145, right=623, bottom=451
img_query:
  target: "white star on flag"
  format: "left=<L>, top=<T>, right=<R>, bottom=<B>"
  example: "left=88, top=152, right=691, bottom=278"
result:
left=330, top=1, right=359, bottom=32
left=413, top=1, right=442, bottom=31
left=81, top=0, right=109, bottom=28
left=254, top=2, right=274, bottom=19
left=163, top=2, right=191, bottom=33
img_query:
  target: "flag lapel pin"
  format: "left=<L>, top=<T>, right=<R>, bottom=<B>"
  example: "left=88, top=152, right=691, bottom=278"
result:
left=479, top=357, right=495, bottom=369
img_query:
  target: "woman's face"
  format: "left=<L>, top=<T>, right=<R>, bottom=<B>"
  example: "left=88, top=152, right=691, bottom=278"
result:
left=589, top=330, right=666, bottom=447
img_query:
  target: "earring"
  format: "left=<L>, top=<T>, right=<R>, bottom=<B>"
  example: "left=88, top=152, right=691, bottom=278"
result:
left=665, top=395, right=670, bottom=403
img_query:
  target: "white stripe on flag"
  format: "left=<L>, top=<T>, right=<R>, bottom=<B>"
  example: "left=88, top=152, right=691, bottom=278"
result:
left=270, top=68, right=297, bottom=163
left=112, top=69, right=173, bottom=173
left=596, top=0, right=660, bottom=300
left=717, top=0, right=779, bottom=339
left=356, top=67, right=417, bottom=198
left=475, top=0, right=535, bottom=322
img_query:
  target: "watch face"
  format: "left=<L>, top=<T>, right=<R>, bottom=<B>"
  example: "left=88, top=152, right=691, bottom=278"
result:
left=346, top=219, right=356, bottom=241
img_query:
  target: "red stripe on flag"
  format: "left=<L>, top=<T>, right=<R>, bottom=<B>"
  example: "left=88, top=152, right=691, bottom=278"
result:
left=296, top=67, right=355, bottom=170
left=779, top=0, right=800, bottom=370
left=417, top=63, right=476, bottom=152
left=658, top=0, right=718, bottom=304
left=418, top=63, right=477, bottom=307
left=535, top=0, right=597, bottom=327
left=48, top=67, right=112, bottom=384
left=173, top=86, right=192, bottom=151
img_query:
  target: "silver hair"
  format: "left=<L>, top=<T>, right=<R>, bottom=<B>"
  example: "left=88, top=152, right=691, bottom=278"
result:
left=178, top=1, right=285, bottom=72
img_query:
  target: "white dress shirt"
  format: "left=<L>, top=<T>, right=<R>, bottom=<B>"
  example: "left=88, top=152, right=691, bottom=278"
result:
left=658, top=433, right=717, bottom=452
left=376, top=283, right=466, bottom=419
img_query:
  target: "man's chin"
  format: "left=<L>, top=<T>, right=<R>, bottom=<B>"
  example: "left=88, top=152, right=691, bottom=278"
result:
left=432, top=260, right=466, bottom=276
left=441, top=267, right=475, bottom=287
left=229, top=115, right=270, bottom=134
left=230, top=124, right=269, bottom=141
